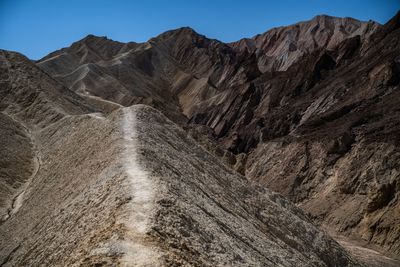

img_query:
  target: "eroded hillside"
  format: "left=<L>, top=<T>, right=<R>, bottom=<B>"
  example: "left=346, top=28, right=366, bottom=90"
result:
left=34, top=13, right=400, bottom=260
left=0, top=54, right=363, bottom=265
left=1, top=12, right=400, bottom=267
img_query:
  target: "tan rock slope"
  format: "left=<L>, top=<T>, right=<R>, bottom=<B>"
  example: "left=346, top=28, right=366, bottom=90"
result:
left=0, top=113, right=36, bottom=221
left=0, top=49, right=97, bottom=223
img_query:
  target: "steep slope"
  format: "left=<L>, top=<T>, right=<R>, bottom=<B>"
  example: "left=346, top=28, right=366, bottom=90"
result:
left=244, top=13, right=400, bottom=258
left=38, top=30, right=228, bottom=124
left=0, top=50, right=95, bottom=127
left=188, top=13, right=400, bottom=258
left=0, top=104, right=362, bottom=266
left=0, top=113, right=36, bottom=221
left=0, top=50, right=98, bottom=221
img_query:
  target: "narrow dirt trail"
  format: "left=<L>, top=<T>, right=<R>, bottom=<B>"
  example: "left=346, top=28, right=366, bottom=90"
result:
left=120, top=107, right=160, bottom=266
left=2, top=113, right=41, bottom=220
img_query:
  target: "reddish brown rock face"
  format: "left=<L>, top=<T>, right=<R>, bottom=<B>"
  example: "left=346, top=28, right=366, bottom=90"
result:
left=5, top=11, right=397, bottom=263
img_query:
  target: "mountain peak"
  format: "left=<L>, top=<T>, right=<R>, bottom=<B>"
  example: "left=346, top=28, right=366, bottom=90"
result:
left=151, top=26, right=203, bottom=41
left=76, top=34, right=123, bottom=47
left=174, top=26, right=197, bottom=33
left=311, top=14, right=337, bottom=20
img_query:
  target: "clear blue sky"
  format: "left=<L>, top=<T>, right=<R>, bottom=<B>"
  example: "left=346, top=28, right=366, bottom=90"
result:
left=0, top=0, right=399, bottom=59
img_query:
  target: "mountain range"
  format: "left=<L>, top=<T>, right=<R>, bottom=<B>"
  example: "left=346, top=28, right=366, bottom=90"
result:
left=1, top=12, right=399, bottom=266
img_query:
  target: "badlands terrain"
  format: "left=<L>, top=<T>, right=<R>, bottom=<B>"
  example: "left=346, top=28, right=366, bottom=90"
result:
left=1, top=12, right=400, bottom=266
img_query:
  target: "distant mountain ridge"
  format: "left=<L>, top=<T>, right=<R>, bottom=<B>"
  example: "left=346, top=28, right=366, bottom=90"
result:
left=230, top=14, right=381, bottom=72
